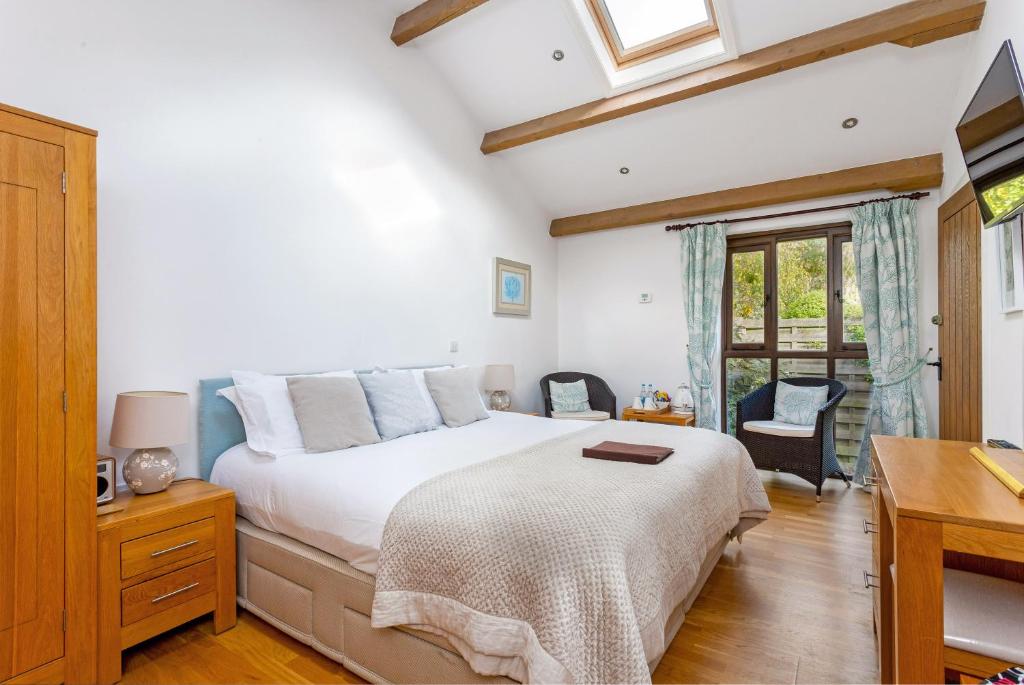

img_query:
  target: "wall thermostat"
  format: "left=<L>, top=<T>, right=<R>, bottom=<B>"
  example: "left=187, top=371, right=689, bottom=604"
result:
left=639, top=293, right=653, bottom=304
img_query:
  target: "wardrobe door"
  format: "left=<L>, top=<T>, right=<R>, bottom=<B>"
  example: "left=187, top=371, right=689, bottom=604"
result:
left=0, top=131, right=66, bottom=679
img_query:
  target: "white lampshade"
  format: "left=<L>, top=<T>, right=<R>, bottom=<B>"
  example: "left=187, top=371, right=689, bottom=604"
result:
left=483, top=364, right=515, bottom=391
left=110, top=391, right=189, bottom=449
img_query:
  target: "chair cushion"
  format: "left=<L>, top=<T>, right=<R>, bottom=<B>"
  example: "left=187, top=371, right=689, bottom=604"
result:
left=549, top=379, right=592, bottom=412
left=743, top=420, right=815, bottom=438
left=773, top=382, right=829, bottom=425
left=944, top=568, right=1024, bottom=665
left=551, top=410, right=610, bottom=421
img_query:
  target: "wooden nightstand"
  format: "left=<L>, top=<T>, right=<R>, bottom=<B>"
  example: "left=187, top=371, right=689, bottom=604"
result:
left=621, top=408, right=696, bottom=426
left=97, top=479, right=236, bottom=684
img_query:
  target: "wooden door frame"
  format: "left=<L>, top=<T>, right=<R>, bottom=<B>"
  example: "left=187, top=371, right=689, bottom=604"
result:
left=0, top=104, right=97, bottom=685
left=937, top=182, right=983, bottom=441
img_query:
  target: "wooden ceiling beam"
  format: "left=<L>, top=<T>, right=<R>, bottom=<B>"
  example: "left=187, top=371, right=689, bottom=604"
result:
left=890, top=15, right=982, bottom=47
left=549, top=154, right=944, bottom=237
left=481, top=0, right=986, bottom=154
left=391, top=0, right=490, bottom=46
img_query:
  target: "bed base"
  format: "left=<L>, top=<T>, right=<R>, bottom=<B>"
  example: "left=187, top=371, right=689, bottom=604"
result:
left=235, top=517, right=730, bottom=684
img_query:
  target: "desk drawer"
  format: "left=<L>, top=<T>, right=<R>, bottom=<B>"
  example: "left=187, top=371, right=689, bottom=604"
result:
left=121, top=558, right=217, bottom=626
left=121, top=517, right=215, bottom=580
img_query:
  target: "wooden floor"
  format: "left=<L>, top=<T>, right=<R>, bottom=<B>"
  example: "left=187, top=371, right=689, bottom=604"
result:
left=121, top=472, right=877, bottom=684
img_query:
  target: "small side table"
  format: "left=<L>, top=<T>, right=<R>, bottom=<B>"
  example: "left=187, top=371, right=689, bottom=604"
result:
left=97, top=479, right=236, bottom=684
left=622, top=408, right=695, bottom=427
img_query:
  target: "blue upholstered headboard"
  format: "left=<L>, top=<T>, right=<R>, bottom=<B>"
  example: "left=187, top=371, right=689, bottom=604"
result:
left=198, top=377, right=243, bottom=480
left=198, top=365, right=452, bottom=480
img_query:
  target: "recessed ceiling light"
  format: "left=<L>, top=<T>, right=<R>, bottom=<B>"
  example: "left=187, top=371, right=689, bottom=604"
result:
left=552, top=49, right=565, bottom=61
left=619, top=167, right=630, bottom=175
left=842, top=117, right=859, bottom=129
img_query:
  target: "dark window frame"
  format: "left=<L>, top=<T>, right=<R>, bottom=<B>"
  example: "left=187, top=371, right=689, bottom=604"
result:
left=721, top=221, right=868, bottom=432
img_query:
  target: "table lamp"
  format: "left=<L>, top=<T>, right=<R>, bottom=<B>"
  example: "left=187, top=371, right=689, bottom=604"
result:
left=110, top=391, right=189, bottom=494
left=483, top=364, right=515, bottom=411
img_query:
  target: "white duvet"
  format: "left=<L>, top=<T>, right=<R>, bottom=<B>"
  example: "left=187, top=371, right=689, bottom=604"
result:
left=211, top=411, right=593, bottom=574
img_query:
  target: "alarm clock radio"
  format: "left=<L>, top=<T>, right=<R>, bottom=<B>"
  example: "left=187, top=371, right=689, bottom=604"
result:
left=97, top=457, right=116, bottom=505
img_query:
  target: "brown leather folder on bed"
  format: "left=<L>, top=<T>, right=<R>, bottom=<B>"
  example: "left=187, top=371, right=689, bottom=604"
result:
left=583, top=441, right=674, bottom=465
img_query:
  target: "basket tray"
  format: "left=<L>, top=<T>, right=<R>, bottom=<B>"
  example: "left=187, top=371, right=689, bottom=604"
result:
left=627, top=406, right=669, bottom=415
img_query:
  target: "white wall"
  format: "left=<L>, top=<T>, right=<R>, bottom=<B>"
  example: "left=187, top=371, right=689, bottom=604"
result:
left=0, top=0, right=557, bottom=477
left=558, top=192, right=942, bottom=435
left=940, top=0, right=1024, bottom=446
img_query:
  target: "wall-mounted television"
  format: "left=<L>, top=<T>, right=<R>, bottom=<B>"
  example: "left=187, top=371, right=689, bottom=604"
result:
left=957, top=40, right=1024, bottom=228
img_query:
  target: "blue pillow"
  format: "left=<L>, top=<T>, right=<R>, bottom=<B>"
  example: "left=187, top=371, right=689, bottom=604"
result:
left=358, top=371, right=436, bottom=440
left=549, top=379, right=591, bottom=412
left=773, top=382, right=829, bottom=426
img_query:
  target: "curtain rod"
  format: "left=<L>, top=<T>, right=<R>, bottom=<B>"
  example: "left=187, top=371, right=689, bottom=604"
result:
left=664, top=191, right=930, bottom=232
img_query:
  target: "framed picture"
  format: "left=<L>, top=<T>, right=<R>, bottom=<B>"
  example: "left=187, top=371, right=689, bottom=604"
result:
left=493, top=258, right=531, bottom=316
left=996, top=215, right=1024, bottom=314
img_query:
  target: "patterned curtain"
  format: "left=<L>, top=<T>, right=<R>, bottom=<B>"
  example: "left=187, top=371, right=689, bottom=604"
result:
left=852, top=198, right=930, bottom=484
left=679, top=223, right=727, bottom=430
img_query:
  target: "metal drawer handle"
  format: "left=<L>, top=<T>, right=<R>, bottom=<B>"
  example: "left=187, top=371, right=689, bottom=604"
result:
left=863, top=519, right=878, bottom=534
left=863, top=571, right=880, bottom=589
left=863, top=474, right=879, bottom=486
left=150, top=539, right=198, bottom=558
left=151, top=581, right=200, bottom=604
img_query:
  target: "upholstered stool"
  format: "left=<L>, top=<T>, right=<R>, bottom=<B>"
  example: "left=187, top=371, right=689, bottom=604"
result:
left=943, top=568, right=1024, bottom=681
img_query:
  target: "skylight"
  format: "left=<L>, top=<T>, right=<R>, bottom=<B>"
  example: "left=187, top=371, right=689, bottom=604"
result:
left=586, top=0, right=719, bottom=69
left=602, top=0, right=710, bottom=50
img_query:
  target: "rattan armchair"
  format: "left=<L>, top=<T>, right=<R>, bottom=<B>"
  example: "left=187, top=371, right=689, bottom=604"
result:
left=736, top=378, right=850, bottom=502
left=539, top=372, right=616, bottom=419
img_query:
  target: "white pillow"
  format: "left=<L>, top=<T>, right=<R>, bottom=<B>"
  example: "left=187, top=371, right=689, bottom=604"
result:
left=386, top=366, right=449, bottom=429
left=216, top=386, right=261, bottom=449
left=221, top=369, right=354, bottom=457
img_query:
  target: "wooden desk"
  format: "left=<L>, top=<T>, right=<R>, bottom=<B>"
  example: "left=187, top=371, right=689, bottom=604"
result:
left=621, top=408, right=695, bottom=426
left=870, top=436, right=1024, bottom=684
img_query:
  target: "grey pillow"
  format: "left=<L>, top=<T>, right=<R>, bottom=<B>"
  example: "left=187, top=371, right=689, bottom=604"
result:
left=423, top=367, right=490, bottom=428
left=358, top=371, right=436, bottom=440
left=285, top=376, right=380, bottom=452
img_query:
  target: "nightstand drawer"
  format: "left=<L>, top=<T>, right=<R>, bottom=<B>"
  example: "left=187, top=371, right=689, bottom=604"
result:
left=121, top=558, right=217, bottom=626
left=121, top=517, right=216, bottom=579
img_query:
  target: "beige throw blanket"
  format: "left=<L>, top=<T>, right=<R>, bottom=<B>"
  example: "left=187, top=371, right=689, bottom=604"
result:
left=371, top=422, right=771, bottom=684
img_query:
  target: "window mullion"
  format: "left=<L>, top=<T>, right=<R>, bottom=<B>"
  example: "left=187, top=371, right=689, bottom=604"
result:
left=767, top=238, right=777, bottom=369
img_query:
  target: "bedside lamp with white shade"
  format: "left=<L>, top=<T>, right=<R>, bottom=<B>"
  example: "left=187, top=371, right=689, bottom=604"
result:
left=110, top=391, right=189, bottom=494
left=483, top=364, right=515, bottom=411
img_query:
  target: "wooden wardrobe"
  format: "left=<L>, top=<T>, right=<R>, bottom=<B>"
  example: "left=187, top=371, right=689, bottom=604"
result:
left=0, top=103, right=97, bottom=684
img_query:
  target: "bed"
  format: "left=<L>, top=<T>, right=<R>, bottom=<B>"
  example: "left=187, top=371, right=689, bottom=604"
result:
left=200, top=376, right=770, bottom=684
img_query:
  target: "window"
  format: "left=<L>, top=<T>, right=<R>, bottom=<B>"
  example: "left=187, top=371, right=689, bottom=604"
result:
left=586, top=0, right=719, bottom=69
left=723, top=223, right=868, bottom=473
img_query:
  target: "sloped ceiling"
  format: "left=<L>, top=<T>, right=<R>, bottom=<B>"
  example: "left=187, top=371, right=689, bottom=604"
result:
left=384, top=0, right=973, bottom=220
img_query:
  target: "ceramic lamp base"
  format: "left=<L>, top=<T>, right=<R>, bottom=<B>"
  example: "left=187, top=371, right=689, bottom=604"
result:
left=122, top=446, right=178, bottom=495
left=489, top=390, right=511, bottom=411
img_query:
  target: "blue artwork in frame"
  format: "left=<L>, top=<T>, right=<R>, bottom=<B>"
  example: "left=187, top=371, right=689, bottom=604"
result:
left=493, top=257, right=531, bottom=316
left=502, top=272, right=525, bottom=304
